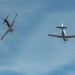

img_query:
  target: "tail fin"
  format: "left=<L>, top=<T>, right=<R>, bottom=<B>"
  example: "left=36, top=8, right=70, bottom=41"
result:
left=2, top=15, right=9, bottom=24
left=56, top=23, right=67, bottom=29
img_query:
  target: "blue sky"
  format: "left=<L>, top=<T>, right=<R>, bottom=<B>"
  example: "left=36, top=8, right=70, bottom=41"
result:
left=0, top=0, right=75, bottom=75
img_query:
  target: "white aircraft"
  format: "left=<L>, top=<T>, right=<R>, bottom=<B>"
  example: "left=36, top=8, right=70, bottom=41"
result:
left=1, top=14, right=17, bottom=40
left=48, top=23, right=75, bottom=41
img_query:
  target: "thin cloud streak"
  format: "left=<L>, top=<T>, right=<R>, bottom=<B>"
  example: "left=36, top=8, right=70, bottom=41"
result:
left=0, top=0, right=75, bottom=75
left=0, top=11, right=75, bottom=75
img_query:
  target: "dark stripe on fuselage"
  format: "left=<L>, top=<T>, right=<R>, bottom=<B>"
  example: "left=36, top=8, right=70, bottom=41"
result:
left=5, top=20, right=10, bottom=27
left=5, top=20, right=13, bottom=32
left=61, top=30, right=67, bottom=41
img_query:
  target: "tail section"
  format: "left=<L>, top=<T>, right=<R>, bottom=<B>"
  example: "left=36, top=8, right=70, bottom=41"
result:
left=2, top=15, right=9, bottom=24
left=56, top=23, right=67, bottom=29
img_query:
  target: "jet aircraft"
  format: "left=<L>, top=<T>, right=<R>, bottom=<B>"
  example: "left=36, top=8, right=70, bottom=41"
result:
left=1, top=14, right=17, bottom=40
left=48, top=23, right=75, bottom=41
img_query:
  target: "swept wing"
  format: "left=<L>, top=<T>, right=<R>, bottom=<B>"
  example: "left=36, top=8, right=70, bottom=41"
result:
left=1, top=30, right=9, bottom=40
left=65, top=35, right=75, bottom=38
left=48, top=34, right=75, bottom=38
left=11, top=14, right=17, bottom=27
left=48, top=34, right=62, bottom=38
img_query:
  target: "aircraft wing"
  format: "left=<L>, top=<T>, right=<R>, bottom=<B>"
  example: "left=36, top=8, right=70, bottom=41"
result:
left=48, top=34, right=62, bottom=38
left=11, top=14, right=17, bottom=27
left=1, top=30, right=9, bottom=40
left=65, top=35, right=75, bottom=38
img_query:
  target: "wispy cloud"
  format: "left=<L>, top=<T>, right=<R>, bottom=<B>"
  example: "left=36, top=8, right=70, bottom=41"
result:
left=0, top=0, right=42, bottom=15
left=66, top=71, right=75, bottom=75
left=0, top=66, right=18, bottom=71
left=14, top=12, right=75, bottom=75
left=0, top=0, right=75, bottom=75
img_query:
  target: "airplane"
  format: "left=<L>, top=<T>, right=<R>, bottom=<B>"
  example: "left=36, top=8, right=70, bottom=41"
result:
left=0, top=14, right=17, bottom=40
left=48, top=23, right=75, bottom=42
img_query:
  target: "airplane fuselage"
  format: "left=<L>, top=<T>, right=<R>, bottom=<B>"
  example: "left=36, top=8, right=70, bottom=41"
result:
left=5, top=20, right=13, bottom=32
left=61, top=29, right=67, bottom=41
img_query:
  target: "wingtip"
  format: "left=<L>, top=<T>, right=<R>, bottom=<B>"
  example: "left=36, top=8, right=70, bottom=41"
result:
left=16, top=14, right=18, bottom=17
left=48, top=34, right=50, bottom=36
left=0, top=38, right=2, bottom=41
left=0, top=38, right=2, bottom=40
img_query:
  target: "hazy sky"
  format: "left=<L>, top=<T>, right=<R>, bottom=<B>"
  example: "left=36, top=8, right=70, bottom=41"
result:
left=0, top=0, right=75, bottom=75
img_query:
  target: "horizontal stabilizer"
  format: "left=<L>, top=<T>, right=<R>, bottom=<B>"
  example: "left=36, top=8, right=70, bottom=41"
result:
left=56, top=26, right=67, bottom=29
left=2, top=15, right=9, bottom=24
left=56, top=23, right=67, bottom=29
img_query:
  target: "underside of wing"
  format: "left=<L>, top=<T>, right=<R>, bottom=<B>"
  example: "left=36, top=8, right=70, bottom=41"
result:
left=11, top=14, right=17, bottom=27
left=48, top=34, right=62, bottom=38
left=1, top=30, right=9, bottom=40
left=65, top=35, right=75, bottom=38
